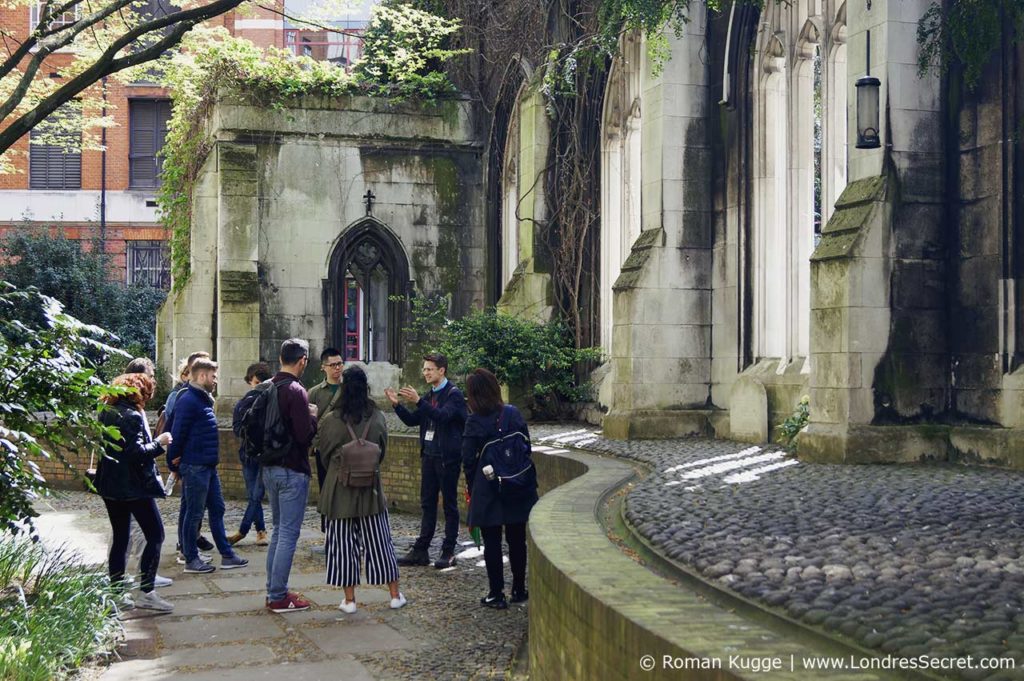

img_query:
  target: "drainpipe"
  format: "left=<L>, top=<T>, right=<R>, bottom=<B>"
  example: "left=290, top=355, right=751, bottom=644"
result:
left=99, top=75, right=108, bottom=244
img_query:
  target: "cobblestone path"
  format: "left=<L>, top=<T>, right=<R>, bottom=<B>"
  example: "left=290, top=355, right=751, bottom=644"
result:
left=530, top=425, right=1024, bottom=681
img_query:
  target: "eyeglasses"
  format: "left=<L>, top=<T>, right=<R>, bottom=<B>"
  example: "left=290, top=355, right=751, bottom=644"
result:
left=324, top=361, right=344, bottom=369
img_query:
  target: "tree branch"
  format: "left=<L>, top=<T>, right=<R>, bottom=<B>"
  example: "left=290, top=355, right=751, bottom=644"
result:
left=0, top=0, right=247, bottom=155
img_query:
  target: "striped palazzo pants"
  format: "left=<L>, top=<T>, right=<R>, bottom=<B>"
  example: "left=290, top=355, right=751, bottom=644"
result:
left=325, top=509, right=400, bottom=587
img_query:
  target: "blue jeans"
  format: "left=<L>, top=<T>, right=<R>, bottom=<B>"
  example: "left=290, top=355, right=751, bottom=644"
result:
left=239, top=457, right=266, bottom=535
left=262, top=466, right=310, bottom=601
left=179, top=463, right=235, bottom=562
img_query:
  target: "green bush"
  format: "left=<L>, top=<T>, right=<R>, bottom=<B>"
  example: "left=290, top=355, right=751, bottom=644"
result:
left=401, top=297, right=600, bottom=418
left=777, top=395, right=810, bottom=450
left=0, top=231, right=166, bottom=363
left=0, top=282, right=126, bottom=534
left=0, top=536, right=122, bottom=680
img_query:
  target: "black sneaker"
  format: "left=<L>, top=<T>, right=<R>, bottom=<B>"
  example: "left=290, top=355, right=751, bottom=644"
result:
left=396, top=548, right=430, bottom=567
left=434, top=551, right=457, bottom=569
left=480, top=592, right=508, bottom=609
left=510, top=588, right=528, bottom=603
left=196, top=536, right=215, bottom=551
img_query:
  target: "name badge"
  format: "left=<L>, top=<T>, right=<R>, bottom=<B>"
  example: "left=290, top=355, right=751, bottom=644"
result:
left=424, top=429, right=435, bottom=442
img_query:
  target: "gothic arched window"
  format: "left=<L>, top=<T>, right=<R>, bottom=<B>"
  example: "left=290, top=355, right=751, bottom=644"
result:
left=327, top=221, right=411, bottom=364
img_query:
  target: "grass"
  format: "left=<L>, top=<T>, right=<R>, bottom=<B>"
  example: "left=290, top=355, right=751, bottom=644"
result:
left=0, top=536, right=122, bottom=680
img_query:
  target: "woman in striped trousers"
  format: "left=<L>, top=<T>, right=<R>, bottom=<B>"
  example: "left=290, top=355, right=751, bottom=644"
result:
left=317, top=366, right=406, bottom=612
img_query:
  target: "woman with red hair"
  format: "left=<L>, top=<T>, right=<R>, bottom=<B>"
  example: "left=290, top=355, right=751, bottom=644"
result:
left=95, top=372, right=174, bottom=612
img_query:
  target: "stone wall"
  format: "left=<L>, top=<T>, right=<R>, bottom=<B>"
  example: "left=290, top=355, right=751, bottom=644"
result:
left=156, top=95, right=485, bottom=408
left=40, top=428, right=584, bottom=512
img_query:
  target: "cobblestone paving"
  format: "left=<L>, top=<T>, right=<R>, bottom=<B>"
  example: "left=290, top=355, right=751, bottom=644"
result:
left=530, top=425, right=1024, bottom=681
left=43, top=490, right=527, bottom=681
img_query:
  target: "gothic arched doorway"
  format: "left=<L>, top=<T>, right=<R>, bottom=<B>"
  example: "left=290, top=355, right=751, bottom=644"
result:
left=326, top=220, right=411, bottom=364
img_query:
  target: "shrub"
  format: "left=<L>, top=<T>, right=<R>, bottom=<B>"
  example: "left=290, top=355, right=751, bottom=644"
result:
left=777, top=395, right=810, bottom=450
left=0, top=536, right=122, bottom=679
left=0, top=231, right=166, bottom=362
left=400, top=298, right=600, bottom=418
left=0, top=282, right=126, bottom=534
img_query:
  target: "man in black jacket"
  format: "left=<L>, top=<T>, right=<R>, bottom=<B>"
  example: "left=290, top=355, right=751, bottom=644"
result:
left=386, top=353, right=467, bottom=569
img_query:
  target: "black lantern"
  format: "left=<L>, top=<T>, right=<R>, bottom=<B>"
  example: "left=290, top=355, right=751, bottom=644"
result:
left=855, top=29, right=881, bottom=149
left=855, top=75, right=881, bottom=148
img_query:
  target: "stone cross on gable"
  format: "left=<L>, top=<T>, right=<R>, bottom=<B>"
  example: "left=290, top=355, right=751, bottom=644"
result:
left=363, top=189, right=376, bottom=216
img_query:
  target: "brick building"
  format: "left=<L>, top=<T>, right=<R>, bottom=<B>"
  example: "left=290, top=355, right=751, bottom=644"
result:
left=0, top=0, right=370, bottom=286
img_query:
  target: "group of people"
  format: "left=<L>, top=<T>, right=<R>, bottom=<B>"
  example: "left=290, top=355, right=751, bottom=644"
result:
left=92, top=340, right=538, bottom=615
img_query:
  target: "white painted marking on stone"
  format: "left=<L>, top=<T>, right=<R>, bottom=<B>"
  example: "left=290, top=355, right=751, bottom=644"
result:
left=459, top=541, right=476, bottom=546
left=542, top=448, right=569, bottom=455
left=684, top=486, right=701, bottom=492
left=680, top=451, right=787, bottom=479
left=553, top=432, right=602, bottom=444
left=531, top=446, right=557, bottom=452
left=475, top=557, right=509, bottom=568
left=665, top=481, right=682, bottom=486
left=457, top=546, right=484, bottom=560
left=538, top=429, right=589, bottom=442
left=664, top=447, right=762, bottom=474
left=723, top=459, right=800, bottom=484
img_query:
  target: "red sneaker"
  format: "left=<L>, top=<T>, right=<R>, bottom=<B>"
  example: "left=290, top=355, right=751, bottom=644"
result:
left=267, top=592, right=311, bottom=613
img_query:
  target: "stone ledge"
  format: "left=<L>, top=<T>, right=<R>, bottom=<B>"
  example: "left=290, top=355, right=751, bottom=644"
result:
left=799, top=422, right=1024, bottom=469
left=602, top=409, right=713, bottom=440
left=528, top=449, right=888, bottom=680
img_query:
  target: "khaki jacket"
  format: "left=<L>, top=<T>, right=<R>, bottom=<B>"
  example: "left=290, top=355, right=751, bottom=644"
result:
left=316, top=407, right=388, bottom=519
left=308, top=381, right=342, bottom=453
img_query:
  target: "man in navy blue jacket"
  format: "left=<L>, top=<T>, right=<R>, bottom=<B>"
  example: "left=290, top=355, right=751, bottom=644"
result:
left=386, top=352, right=467, bottom=569
left=167, top=358, right=249, bottom=574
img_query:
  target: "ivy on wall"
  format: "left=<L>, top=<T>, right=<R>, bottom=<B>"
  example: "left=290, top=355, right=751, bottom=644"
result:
left=156, top=3, right=467, bottom=291
left=917, top=0, right=1024, bottom=88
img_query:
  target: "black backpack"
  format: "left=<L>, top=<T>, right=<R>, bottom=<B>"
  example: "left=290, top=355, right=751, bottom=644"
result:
left=478, top=406, right=535, bottom=495
left=239, top=377, right=294, bottom=466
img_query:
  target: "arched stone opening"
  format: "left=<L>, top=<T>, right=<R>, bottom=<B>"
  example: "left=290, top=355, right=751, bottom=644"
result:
left=599, top=30, right=644, bottom=353
left=325, top=219, right=411, bottom=364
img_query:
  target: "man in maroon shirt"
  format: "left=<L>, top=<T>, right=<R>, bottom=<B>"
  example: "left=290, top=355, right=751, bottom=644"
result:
left=262, top=338, right=318, bottom=613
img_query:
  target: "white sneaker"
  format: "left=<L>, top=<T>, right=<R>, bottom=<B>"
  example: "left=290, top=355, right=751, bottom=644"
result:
left=390, top=593, right=407, bottom=610
left=154, top=574, right=173, bottom=588
left=135, top=590, right=174, bottom=612
left=338, top=599, right=357, bottom=614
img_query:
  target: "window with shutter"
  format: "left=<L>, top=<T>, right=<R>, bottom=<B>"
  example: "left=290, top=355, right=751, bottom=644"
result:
left=129, top=99, right=171, bottom=189
left=29, top=107, right=81, bottom=190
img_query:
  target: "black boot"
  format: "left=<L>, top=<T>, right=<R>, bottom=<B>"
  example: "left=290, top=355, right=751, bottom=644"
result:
left=434, top=550, right=457, bottom=569
left=397, top=548, right=430, bottom=566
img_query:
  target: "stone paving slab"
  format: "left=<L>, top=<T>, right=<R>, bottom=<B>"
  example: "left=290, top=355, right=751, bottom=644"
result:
left=157, top=615, right=284, bottom=646
left=310, top=622, right=421, bottom=655
left=101, top=659, right=375, bottom=681
left=211, top=571, right=324, bottom=593
left=159, top=642, right=277, bottom=668
left=167, top=593, right=276, bottom=617
left=41, top=492, right=530, bottom=680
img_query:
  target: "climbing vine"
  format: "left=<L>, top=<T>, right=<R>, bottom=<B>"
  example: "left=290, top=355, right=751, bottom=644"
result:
left=157, top=3, right=466, bottom=291
left=917, top=0, right=1024, bottom=88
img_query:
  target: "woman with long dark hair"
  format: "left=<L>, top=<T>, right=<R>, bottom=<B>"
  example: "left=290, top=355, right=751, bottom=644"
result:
left=317, top=365, right=406, bottom=612
left=461, top=368, right=538, bottom=609
left=95, top=372, right=174, bottom=612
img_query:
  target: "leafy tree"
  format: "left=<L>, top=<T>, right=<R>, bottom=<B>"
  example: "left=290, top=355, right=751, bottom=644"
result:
left=0, top=0, right=249, bottom=168
left=917, top=0, right=1024, bottom=88
left=0, top=282, right=125, bottom=535
left=0, top=230, right=166, bottom=357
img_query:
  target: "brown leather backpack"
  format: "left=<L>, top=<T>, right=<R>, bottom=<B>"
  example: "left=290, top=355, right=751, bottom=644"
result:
left=341, top=420, right=380, bottom=487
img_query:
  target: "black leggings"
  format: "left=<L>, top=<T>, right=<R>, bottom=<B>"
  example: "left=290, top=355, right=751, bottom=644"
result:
left=103, top=497, right=164, bottom=593
left=480, top=523, right=527, bottom=596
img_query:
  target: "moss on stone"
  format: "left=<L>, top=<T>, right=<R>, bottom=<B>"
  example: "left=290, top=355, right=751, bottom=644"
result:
left=810, top=231, right=861, bottom=261
left=834, top=175, right=887, bottom=208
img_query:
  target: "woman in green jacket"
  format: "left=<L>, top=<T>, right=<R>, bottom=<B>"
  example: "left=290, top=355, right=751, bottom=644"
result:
left=317, top=365, right=406, bottom=612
